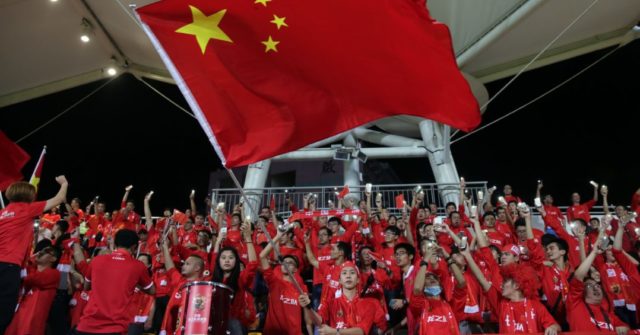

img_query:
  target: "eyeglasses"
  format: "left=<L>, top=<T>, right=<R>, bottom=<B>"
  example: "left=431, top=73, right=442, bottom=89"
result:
left=394, top=251, right=408, bottom=257
left=585, top=283, right=601, bottom=290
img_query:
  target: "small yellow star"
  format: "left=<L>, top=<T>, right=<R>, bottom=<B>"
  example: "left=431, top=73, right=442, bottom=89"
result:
left=175, top=6, right=232, bottom=54
left=261, top=35, right=279, bottom=53
left=270, top=15, right=288, bottom=30
left=255, top=0, right=270, bottom=7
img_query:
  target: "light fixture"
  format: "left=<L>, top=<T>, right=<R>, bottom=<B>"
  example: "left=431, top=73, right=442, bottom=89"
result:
left=333, top=147, right=351, bottom=161
left=80, top=18, right=93, bottom=43
left=106, top=67, right=117, bottom=76
left=50, top=0, right=58, bottom=2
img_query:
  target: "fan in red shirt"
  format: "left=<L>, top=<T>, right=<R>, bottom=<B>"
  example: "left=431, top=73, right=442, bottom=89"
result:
left=300, top=261, right=379, bottom=335
left=536, top=181, right=564, bottom=221
left=5, top=246, right=61, bottom=335
left=409, top=249, right=467, bottom=335
left=0, top=176, right=68, bottom=334
left=567, top=234, right=630, bottom=334
left=76, top=229, right=155, bottom=335
left=259, top=229, right=308, bottom=335
left=211, top=221, right=259, bottom=334
left=158, top=236, right=206, bottom=335
left=127, top=253, right=155, bottom=333
left=462, top=253, right=561, bottom=335
left=566, top=182, right=599, bottom=223
left=40, top=205, right=61, bottom=229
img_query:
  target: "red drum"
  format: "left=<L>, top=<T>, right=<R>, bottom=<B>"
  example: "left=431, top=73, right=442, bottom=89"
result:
left=176, top=281, right=234, bottom=335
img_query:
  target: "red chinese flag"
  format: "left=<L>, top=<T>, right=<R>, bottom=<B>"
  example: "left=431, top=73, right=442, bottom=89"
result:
left=0, top=131, right=30, bottom=191
left=337, top=185, right=350, bottom=199
left=395, top=194, right=405, bottom=209
left=137, top=0, right=480, bottom=167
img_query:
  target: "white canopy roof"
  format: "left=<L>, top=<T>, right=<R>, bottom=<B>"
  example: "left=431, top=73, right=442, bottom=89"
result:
left=1, top=0, right=638, bottom=108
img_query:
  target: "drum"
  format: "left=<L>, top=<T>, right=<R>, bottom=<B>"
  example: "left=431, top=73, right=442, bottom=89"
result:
left=176, top=281, right=234, bottom=335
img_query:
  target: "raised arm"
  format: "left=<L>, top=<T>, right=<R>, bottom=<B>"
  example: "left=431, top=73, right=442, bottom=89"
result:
left=121, top=185, right=133, bottom=208
left=241, top=220, right=257, bottom=262
left=162, top=238, right=176, bottom=271
left=303, top=231, right=320, bottom=268
left=601, top=186, right=611, bottom=216
left=189, top=190, right=197, bottom=216
left=45, top=176, right=69, bottom=212
left=461, top=249, right=491, bottom=291
left=259, top=230, right=282, bottom=270
left=144, top=191, right=154, bottom=231
left=592, top=182, right=599, bottom=203
left=574, top=241, right=601, bottom=281
left=535, top=180, right=543, bottom=200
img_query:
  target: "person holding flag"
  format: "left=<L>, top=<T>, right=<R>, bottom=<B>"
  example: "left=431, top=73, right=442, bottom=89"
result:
left=28, top=146, right=45, bottom=192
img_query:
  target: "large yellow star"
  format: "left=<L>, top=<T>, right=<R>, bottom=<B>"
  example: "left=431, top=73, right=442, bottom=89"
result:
left=270, top=15, right=288, bottom=30
left=261, top=36, right=279, bottom=53
left=176, top=6, right=232, bottom=54
left=255, top=0, right=270, bottom=7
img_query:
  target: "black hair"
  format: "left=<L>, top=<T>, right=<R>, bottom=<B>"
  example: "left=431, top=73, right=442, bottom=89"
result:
left=198, top=230, right=213, bottom=239
left=213, top=246, right=241, bottom=292
left=282, top=254, right=300, bottom=268
left=318, top=226, right=332, bottom=237
left=328, top=216, right=342, bottom=226
left=448, top=210, right=460, bottom=219
left=138, top=229, right=148, bottom=235
left=546, top=237, right=570, bottom=262
left=514, top=218, right=526, bottom=230
left=445, top=202, right=457, bottom=210
left=483, top=211, right=496, bottom=220
left=114, top=229, right=140, bottom=249
left=384, top=226, right=401, bottom=236
left=138, top=253, right=153, bottom=276
left=35, top=239, right=53, bottom=254
left=394, top=243, right=416, bottom=258
left=55, top=220, right=69, bottom=234
left=336, top=241, right=352, bottom=261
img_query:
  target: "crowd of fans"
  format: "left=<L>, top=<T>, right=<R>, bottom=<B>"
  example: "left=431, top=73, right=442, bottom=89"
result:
left=1, top=176, right=640, bottom=335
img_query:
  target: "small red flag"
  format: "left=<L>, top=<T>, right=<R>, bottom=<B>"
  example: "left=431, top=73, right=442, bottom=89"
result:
left=395, top=194, right=406, bottom=209
left=337, top=186, right=350, bottom=199
left=136, top=0, right=480, bottom=167
left=0, top=131, right=30, bottom=191
left=172, top=210, right=189, bottom=225
left=269, top=195, right=276, bottom=211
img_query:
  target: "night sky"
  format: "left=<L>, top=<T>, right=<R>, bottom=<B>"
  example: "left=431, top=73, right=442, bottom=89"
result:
left=1, top=40, right=639, bottom=212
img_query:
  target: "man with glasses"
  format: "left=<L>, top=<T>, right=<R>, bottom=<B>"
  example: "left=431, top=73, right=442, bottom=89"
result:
left=567, top=234, right=630, bottom=334
left=387, top=243, right=416, bottom=334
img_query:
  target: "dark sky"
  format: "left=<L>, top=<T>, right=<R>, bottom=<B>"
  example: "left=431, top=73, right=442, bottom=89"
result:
left=1, top=40, right=638, bottom=212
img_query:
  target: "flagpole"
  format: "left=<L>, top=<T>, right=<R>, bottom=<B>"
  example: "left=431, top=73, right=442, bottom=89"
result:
left=30, top=145, right=47, bottom=182
left=224, top=168, right=306, bottom=296
left=0, top=191, right=5, bottom=209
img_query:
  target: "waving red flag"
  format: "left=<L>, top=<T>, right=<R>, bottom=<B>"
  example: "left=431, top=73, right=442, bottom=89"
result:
left=0, top=131, right=30, bottom=191
left=137, top=0, right=480, bottom=167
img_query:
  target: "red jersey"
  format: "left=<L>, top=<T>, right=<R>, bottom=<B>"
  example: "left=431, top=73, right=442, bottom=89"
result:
left=528, top=238, right=571, bottom=314
left=318, top=291, right=377, bottom=333
left=40, top=213, right=60, bottom=228
left=77, top=249, right=154, bottom=334
left=85, top=213, right=108, bottom=232
left=5, top=267, right=60, bottom=335
left=0, top=201, right=46, bottom=265
left=311, top=243, right=332, bottom=285
left=320, top=262, right=343, bottom=307
left=484, top=230, right=508, bottom=248
left=227, top=261, right=259, bottom=326
left=410, top=294, right=463, bottom=335
left=595, top=257, right=635, bottom=310
left=566, top=199, right=596, bottom=223
left=160, top=267, right=194, bottom=335
left=543, top=205, right=564, bottom=221
left=567, top=278, right=627, bottom=332
left=485, top=284, right=558, bottom=333
left=262, top=267, right=307, bottom=335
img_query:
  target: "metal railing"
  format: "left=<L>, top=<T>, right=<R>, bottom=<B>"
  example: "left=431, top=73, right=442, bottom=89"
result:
left=211, top=182, right=489, bottom=217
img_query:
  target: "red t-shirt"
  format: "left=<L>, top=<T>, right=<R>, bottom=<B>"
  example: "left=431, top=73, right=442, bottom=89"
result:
left=566, top=200, right=596, bottom=223
left=567, top=278, right=627, bottom=332
left=262, top=267, right=307, bottom=335
left=77, top=249, right=154, bottom=333
left=5, top=267, right=60, bottom=335
left=410, top=295, right=463, bottom=335
left=0, top=201, right=46, bottom=265
left=543, top=205, right=564, bottom=221
left=485, top=284, right=557, bottom=333
left=318, top=291, right=377, bottom=333
left=312, top=243, right=332, bottom=285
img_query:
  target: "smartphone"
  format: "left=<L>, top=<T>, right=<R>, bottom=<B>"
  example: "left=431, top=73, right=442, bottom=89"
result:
left=600, top=236, right=610, bottom=249
left=534, top=197, right=542, bottom=207
left=477, top=191, right=484, bottom=201
left=220, top=227, right=228, bottom=235
left=365, top=183, right=372, bottom=193
left=470, top=205, right=477, bottom=218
